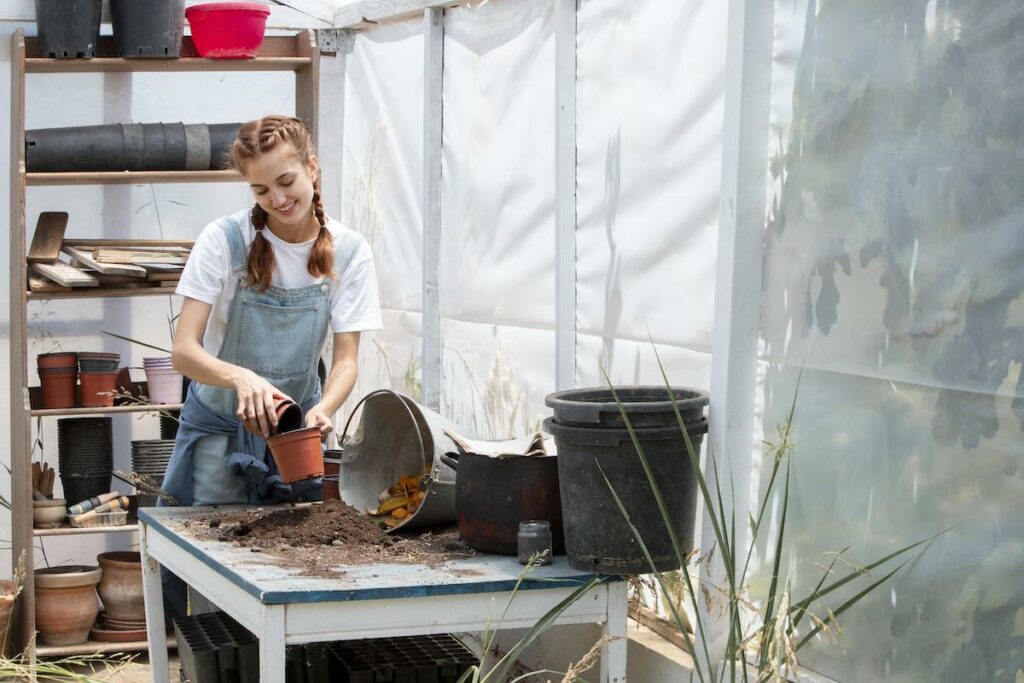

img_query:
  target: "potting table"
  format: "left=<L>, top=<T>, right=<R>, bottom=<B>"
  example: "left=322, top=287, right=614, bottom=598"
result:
left=138, top=506, right=628, bottom=683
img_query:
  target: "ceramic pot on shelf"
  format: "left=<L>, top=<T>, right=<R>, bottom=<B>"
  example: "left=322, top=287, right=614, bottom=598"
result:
left=96, top=551, right=143, bottom=620
left=34, top=565, right=101, bottom=646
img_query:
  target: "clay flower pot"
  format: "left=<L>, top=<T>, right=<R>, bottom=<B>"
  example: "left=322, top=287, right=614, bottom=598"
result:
left=0, top=579, right=16, bottom=657
left=96, top=551, right=142, bottom=620
left=34, top=565, right=101, bottom=646
left=37, top=351, right=78, bottom=370
left=33, top=498, right=67, bottom=528
left=39, top=367, right=77, bottom=409
left=267, top=426, right=323, bottom=484
left=242, top=394, right=302, bottom=437
left=79, top=371, right=117, bottom=407
left=322, top=449, right=342, bottom=501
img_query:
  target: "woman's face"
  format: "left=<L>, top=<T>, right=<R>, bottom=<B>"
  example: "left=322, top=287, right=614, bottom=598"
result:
left=244, top=143, right=319, bottom=234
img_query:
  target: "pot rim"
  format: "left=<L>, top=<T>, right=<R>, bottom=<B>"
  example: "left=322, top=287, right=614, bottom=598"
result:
left=32, top=498, right=66, bottom=508
left=34, top=565, right=101, bottom=588
left=97, top=551, right=141, bottom=568
left=266, top=425, right=321, bottom=445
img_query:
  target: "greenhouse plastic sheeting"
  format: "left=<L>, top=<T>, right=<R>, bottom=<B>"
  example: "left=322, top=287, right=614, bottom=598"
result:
left=341, top=19, right=426, bottom=405
left=756, top=1, right=1024, bottom=680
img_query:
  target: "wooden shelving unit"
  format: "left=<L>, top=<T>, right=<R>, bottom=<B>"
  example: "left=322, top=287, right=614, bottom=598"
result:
left=9, top=28, right=320, bottom=660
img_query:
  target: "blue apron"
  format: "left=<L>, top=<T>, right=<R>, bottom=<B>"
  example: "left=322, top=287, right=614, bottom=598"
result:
left=160, top=214, right=362, bottom=507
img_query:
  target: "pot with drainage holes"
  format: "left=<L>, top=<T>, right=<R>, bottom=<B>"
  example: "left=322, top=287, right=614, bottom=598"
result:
left=34, top=0, right=102, bottom=59
left=267, top=427, right=323, bottom=484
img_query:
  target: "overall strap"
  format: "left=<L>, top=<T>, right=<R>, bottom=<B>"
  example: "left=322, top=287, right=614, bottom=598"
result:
left=331, top=229, right=364, bottom=291
left=215, top=213, right=250, bottom=272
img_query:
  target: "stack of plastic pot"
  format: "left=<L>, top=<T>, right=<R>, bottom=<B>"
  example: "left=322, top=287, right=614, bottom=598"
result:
left=58, top=417, right=113, bottom=506
left=25, top=122, right=243, bottom=173
left=143, top=357, right=183, bottom=404
left=543, top=386, right=709, bottom=575
left=78, top=352, right=120, bottom=407
left=130, top=439, right=174, bottom=507
left=110, top=0, right=186, bottom=58
left=37, top=352, right=78, bottom=409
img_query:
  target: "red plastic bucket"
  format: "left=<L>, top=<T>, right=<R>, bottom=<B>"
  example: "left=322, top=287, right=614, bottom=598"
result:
left=185, top=2, right=271, bottom=59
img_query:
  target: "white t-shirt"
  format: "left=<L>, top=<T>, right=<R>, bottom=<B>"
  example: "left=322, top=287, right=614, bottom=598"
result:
left=176, top=209, right=383, bottom=358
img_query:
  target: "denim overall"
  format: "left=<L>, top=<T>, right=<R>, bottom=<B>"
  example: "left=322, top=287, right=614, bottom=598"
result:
left=160, top=213, right=361, bottom=617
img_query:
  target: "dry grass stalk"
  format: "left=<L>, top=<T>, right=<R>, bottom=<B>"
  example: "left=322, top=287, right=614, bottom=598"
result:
left=114, top=469, right=181, bottom=507
left=560, top=635, right=619, bottom=683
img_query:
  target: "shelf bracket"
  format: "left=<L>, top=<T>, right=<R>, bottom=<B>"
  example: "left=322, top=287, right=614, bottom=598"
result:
left=316, top=29, right=355, bottom=56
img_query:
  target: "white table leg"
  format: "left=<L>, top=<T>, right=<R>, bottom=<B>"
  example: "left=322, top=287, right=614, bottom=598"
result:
left=601, top=581, right=628, bottom=683
left=140, top=524, right=170, bottom=683
left=259, top=605, right=287, bottom=683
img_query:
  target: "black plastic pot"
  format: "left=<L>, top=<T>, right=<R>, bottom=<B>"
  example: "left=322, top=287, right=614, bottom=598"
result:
left=34, top=0, right=102, bottom=59
left=545, top=385, right=709, bottom=429
left=26, top=122, right=242, bottom=172
left=544, top=416, right=707, bottom=574
left=110, top=0, right=185, bottom=58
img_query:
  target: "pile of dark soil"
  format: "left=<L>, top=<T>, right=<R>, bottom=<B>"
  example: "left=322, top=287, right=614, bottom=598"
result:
left=180, top=501, right=476, bottom=578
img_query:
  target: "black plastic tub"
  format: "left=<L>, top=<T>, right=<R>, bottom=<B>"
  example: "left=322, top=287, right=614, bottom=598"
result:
left=35, top=0, right=102, bottom=59
left=545, top=385, right=709, bottom=429
left=545, top=416, right=707, bottom=574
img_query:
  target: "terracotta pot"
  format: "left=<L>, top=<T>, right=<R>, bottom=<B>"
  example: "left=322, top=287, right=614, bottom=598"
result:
left=34, top=565, right=101, bottom=646
left=0, top=579, right=16, bottom=657
left=267, top=426, right=323, bottom=484
left=243, top=394, right=303, bottom=436
left=96, top=551, right=142, bottom=620
left=37, top=351, right=78, bottom=370
left=39, top=369, right=77, bottom=409
left=322, top=451, right=341, bottom=500
left=79, top=371, right=117, bottom=407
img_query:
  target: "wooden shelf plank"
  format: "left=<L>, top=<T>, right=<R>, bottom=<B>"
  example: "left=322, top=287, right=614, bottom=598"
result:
left=26, top=56, right=311, bottom=74
left=30, top=402, right=182, bottom=417
left=27, top=170, right=241, bottom=186
left=24, top=34, right=313, bottom=74
left=36, top=635, right=176, bottom=657
left=29, top=286, right=181, bottom=300
left=34, top=522, right=141, bottom=537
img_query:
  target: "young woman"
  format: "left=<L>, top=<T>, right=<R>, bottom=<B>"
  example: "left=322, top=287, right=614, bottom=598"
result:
left=159, top=116, right=381, bottom=613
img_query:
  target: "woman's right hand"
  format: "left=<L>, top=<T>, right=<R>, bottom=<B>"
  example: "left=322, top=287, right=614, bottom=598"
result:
left=232, top=367, right=287, bottom=438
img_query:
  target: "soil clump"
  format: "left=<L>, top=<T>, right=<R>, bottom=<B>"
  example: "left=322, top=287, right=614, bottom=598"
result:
left=180, top=501, right=476, bottom=578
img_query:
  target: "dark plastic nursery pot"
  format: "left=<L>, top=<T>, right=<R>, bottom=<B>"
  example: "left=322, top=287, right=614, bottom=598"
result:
left=34, top=0, right=102, bottom=59
left=110, top=0, right=186, bottom=58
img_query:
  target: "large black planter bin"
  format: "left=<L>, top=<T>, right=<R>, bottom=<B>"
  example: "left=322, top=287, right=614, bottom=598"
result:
left=34, top=0, right=102, bottom=59
left=545, top=416, right=707, bottom=574
left=110, top=0, right=186, bottom=58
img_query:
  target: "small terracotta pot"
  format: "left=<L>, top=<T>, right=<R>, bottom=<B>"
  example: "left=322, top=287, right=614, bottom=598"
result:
left=0, top=579, right=16, bottom=657
left=323, top=450, right=341, bottom=477
left=79, top=371, right=117, bottom=407
left=267, top=426, right=324, bottom=484
left=34, top=565, right=101, bottom=646
left=322, top=475, right=340, bottom=501
left=37, top=351, right=78, bottom=370
left=39, top=369, right=77, bottom=409
left=96, top=551, right=142, bottom=621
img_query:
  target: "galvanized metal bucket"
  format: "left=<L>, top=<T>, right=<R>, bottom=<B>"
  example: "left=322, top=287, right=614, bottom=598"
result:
left=338, top=390, right=468, bottom=532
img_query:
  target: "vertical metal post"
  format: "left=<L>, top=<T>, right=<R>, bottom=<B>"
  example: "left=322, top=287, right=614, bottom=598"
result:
left=422, top=7, right=444, bottom=410
left=703, top=0, right=776, bottom=665
left=554, top=0, right=577, bottom=391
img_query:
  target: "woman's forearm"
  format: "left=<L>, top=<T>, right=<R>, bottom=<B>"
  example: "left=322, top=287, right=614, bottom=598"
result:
left=172, top=339, right=244, bottom=390
left=317, top=358, right=358, bottom=416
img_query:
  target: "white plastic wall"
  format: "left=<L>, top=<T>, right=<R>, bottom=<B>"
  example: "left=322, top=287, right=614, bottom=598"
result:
left=751, top=1, right=1024, bottom=680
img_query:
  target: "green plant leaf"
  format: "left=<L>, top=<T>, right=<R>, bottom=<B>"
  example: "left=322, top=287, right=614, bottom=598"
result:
left=100, top=330, right=171, bottom=354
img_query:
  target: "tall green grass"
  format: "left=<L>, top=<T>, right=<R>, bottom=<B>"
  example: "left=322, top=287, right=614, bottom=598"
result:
left=600, top=357, right=938, bottom=681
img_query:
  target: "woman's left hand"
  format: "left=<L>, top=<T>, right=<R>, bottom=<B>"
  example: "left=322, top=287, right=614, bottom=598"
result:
left=305, top=404, right=334, bottom=436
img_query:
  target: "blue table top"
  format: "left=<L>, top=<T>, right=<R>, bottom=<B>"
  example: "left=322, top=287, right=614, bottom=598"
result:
left=140, top=506, right=617, bottom=605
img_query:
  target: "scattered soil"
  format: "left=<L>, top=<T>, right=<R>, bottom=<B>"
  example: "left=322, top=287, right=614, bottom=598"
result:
left=180, top=501, right=477, bottom=578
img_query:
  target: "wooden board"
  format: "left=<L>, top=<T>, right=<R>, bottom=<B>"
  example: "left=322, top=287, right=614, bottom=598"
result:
left=30, top=262, right=98, bottom=287
left=93, top=249, right=189, bottom=265
left=64, top=239, right=195, bottom=249
left=26, top=212, right=68, bottom=263
left=28, top=275, right=72, bottom=294
left=61, top=246, right=147, bottom=277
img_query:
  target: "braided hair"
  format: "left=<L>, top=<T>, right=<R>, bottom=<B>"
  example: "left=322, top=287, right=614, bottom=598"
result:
left=230, top=116, right=335, bottom=291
